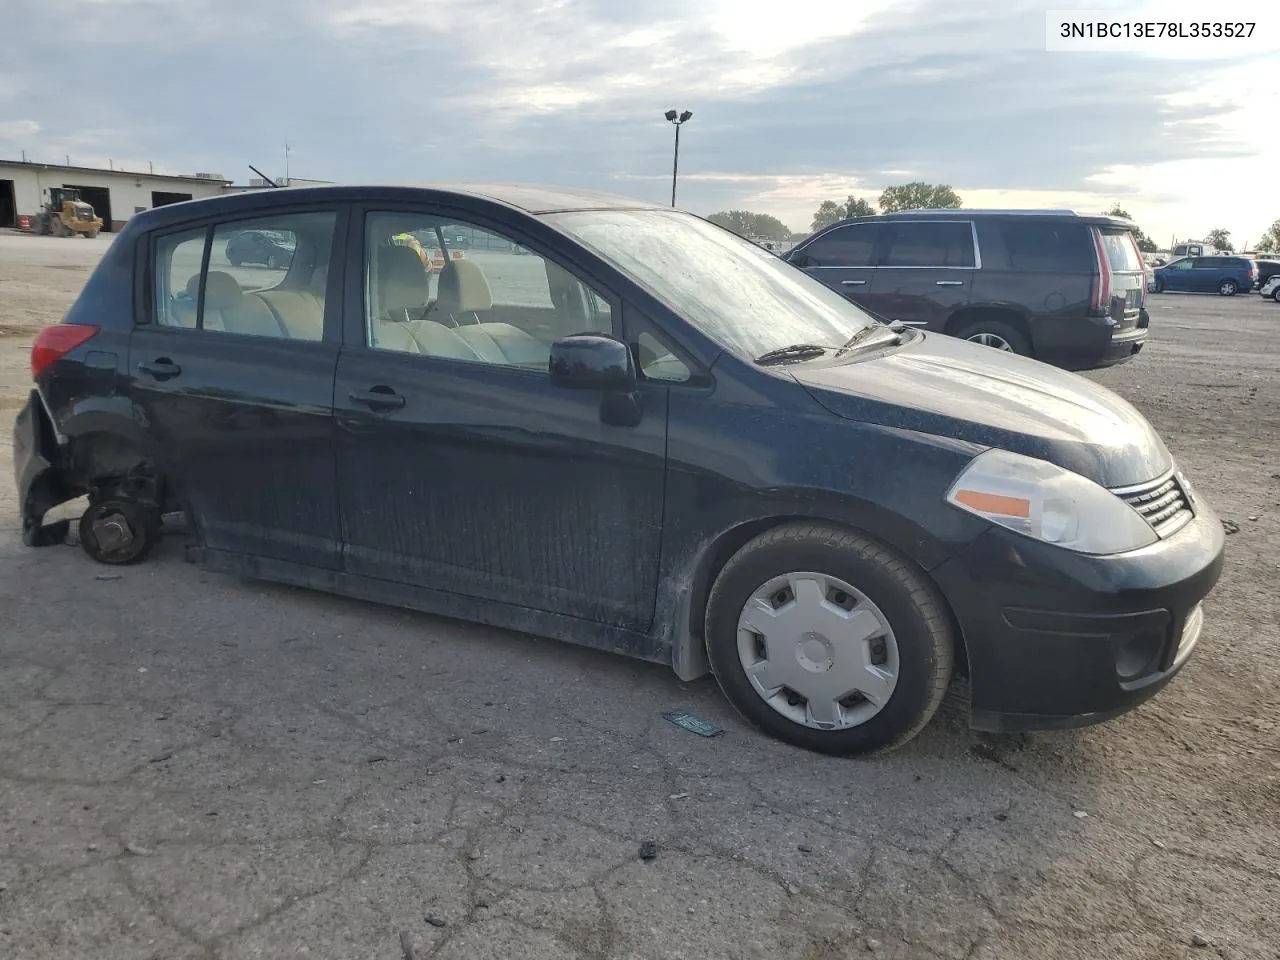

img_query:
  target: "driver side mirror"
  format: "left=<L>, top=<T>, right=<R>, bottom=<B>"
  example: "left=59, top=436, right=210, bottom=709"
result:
left=549, top=335, right=637, bottom=392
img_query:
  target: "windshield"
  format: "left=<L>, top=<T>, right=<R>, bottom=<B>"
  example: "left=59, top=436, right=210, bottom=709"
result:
left=547, top=209, right=878, bottom=360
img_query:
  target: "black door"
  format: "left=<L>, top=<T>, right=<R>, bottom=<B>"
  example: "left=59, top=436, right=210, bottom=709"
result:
left=128, top=208, right=345, bottom=568
left=791, top=222, right=880, bottom=304
left=862, top=220, right=976, bottom=329
left=333, top=208, right=668, bottom=631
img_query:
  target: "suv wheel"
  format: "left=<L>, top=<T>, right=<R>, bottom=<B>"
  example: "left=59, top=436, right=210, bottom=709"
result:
left=1219, top=278, right=1238, bottom=296
left=1272, top=287, right=1280, bottom=303
left=704, top=523, right=954, bottom=756
left=952, top=319, right=1030, bottom=356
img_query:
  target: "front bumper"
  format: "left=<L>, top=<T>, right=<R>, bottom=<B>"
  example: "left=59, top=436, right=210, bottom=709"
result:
left=932, top=501, right=1225, bottom=732
left=12, top=391, right=77, bottom=547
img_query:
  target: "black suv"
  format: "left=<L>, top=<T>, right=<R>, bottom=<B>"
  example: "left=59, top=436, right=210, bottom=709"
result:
left=785, top=210, right=1149, bottom=370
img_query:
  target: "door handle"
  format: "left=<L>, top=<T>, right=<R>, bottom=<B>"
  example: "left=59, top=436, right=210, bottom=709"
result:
left=349, top=388, right=406, bottom=411
left=138, top=358, right=181, bottom=379
left=840, top=279, right=867, bottom=286
left=935, top=280, right=964, bottom=286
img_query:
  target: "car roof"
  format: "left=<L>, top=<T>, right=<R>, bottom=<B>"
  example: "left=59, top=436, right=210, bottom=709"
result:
left=824, top=209, right=1135, bottom=229
left=130, top=182, right=660, bottom=233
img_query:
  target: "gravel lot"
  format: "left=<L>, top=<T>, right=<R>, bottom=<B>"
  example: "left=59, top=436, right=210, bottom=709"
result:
left=1, top=231, right=1278, bottom=960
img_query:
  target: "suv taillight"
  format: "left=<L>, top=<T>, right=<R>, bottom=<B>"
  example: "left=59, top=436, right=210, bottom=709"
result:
left=1090, top=228, right=1112, bottom=314
left=31, top=323, right=99, bottom=380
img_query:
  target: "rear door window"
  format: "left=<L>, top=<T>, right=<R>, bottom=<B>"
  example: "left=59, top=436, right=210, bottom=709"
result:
left=796, top=223, right=880, bottom=267
left=153, top=211, right=337, bottom=340
left=1000, top=221, right=1093, bottom=271
left=879, top=221, right=975, bottom=267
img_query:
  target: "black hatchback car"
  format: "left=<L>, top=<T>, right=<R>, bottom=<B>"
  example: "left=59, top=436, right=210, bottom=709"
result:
left=224, top=228, right=295, bottom=269
left=12, top=184, right=1224, bottom=755
left=785, top=209, right=1150, bottom=370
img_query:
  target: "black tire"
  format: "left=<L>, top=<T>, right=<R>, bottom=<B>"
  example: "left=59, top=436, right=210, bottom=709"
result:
left=951, top=318, right=1030, bottom=356
left=79, top=498, right=161, bottom=565
left=704, top=523, right=955, bottom=756
left=1272, top=288, right=1280, bottom=303
left=1154, top=278, right=1164, bottom=293
left=1219, top=278, right=1238, bottom=296
left=228, top=255, right=241, bottom=267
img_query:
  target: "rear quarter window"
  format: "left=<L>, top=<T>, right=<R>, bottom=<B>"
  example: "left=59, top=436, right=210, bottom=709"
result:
left=999, top=221, right=1093, bottom=271
left=1099, top=230, right=1143, bottom=272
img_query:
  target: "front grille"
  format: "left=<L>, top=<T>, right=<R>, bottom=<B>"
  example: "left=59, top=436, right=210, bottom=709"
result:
left=1115, top=472, right=1193, bottom=538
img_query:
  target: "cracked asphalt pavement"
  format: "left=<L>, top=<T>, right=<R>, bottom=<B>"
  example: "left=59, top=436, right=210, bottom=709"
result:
left=1, top=234, right=1278, bottom=959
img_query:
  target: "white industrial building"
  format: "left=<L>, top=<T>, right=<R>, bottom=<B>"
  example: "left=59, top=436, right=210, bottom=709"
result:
left=0, top=159, right=230, bottom=233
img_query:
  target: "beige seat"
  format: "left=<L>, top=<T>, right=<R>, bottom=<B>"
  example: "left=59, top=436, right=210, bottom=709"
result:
left=202, top=271, right=283, bottom=337
left=436, top=259, right=493, bottom=325
left=369, top=244, right=476, bottom=359
left=256, top=289, right=324, bottom=340
left=378, top=245, right=432, bottom=321
left=437, top=259, right=550, bottom=367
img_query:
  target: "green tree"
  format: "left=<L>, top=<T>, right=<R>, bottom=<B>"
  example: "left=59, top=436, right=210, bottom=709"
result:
left=1104, top=205, right=1158, bottom=253
left=811, top=200, right=843, bottom=232
left=843, top=196, right=876, bottom=218
left=1255, top=219, right=1280, bottom=254
left=878, top=182, right=961, bottom=213
left=706, top=210, right=793, bottom=240
left=1205, top=227, right=1233, bottom=252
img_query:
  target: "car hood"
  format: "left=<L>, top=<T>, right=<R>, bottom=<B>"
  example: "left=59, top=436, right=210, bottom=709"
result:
left=791, top=334, right=1172, bottom=488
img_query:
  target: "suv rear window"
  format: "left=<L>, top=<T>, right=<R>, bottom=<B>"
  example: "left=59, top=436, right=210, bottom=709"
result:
left=999, top=221, right=1093, bottom=271
left=880, top=221, right=974, bottom=268
left=1099, top=230, right=1143, bottom=272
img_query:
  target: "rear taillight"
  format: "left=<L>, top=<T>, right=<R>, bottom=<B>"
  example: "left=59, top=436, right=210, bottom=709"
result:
left=31, top=323, right=99, bottom=380
left=1090, top=228, right=1113, bottom=314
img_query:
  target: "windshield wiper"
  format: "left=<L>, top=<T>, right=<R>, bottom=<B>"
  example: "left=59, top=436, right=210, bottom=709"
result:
left=754, top=343, right=831, bottom=365
left=837, top=322, right=905, bottom=355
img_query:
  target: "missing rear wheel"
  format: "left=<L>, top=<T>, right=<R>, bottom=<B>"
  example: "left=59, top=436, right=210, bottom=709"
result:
left=79, top=498, right=161, bottom=565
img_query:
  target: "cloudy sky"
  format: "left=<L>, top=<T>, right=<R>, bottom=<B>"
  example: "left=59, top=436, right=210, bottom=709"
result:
left=4, top=0, right=1277, bottom=246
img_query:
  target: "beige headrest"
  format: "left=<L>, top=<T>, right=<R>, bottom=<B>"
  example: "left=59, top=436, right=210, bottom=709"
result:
left=378, top=245, right=431, bottom=313
left=203, top=271, right=244, bottom=310
left=436, top=259, right=493, bottom=314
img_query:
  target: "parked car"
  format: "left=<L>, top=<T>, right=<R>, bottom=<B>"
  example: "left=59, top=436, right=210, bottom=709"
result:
left=1152, top=255, right=1258, bottom=296
left=13, top=184, right=1225, bottom=756
left=1170, top=242, right=1222, bottom=259
left=1260, top=274, right=1280, bottom=302
left=784, top=209, right=1149, bottom=371
left=1252, top=259, right=1280, bottom=287
left=225, top=229, right=295, bottom=269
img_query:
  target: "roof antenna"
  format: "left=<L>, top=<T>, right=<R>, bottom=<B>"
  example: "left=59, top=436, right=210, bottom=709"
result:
left=249, top=164, right=280, bottom=188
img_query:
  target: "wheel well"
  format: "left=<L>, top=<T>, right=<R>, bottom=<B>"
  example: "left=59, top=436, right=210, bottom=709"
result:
left=686, top=516, right=970, bottom=678
left=68, top=433, right=171, bottom=509
left=945, top=306, right=1031, bottom=349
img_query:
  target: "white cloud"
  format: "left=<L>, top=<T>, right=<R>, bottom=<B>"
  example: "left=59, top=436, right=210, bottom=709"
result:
left=3, top=0, right=1275, bottom=243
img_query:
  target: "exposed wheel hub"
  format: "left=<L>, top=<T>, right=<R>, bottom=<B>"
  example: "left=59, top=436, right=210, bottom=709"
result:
left=91, top=513, right=133, bottom=551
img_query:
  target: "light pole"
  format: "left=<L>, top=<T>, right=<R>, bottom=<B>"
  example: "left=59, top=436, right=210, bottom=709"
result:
left=664, top=109, right=692, bottom=207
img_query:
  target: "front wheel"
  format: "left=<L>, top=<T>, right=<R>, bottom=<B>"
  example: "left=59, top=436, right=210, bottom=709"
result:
left=705, top=524, right=954, bottom=756
left=1219, top=279, right=1238, bottom=296
left=1153, top=278, right=1164, bottom=293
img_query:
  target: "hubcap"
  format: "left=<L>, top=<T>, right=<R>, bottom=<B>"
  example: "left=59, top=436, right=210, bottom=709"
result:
left=736, top=572, right=899, bottom=731
left=967, top=332, right=1013, bottom=351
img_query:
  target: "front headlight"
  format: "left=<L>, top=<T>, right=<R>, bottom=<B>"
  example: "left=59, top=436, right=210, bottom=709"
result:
left=946, top=449, right=1158, bottom=555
